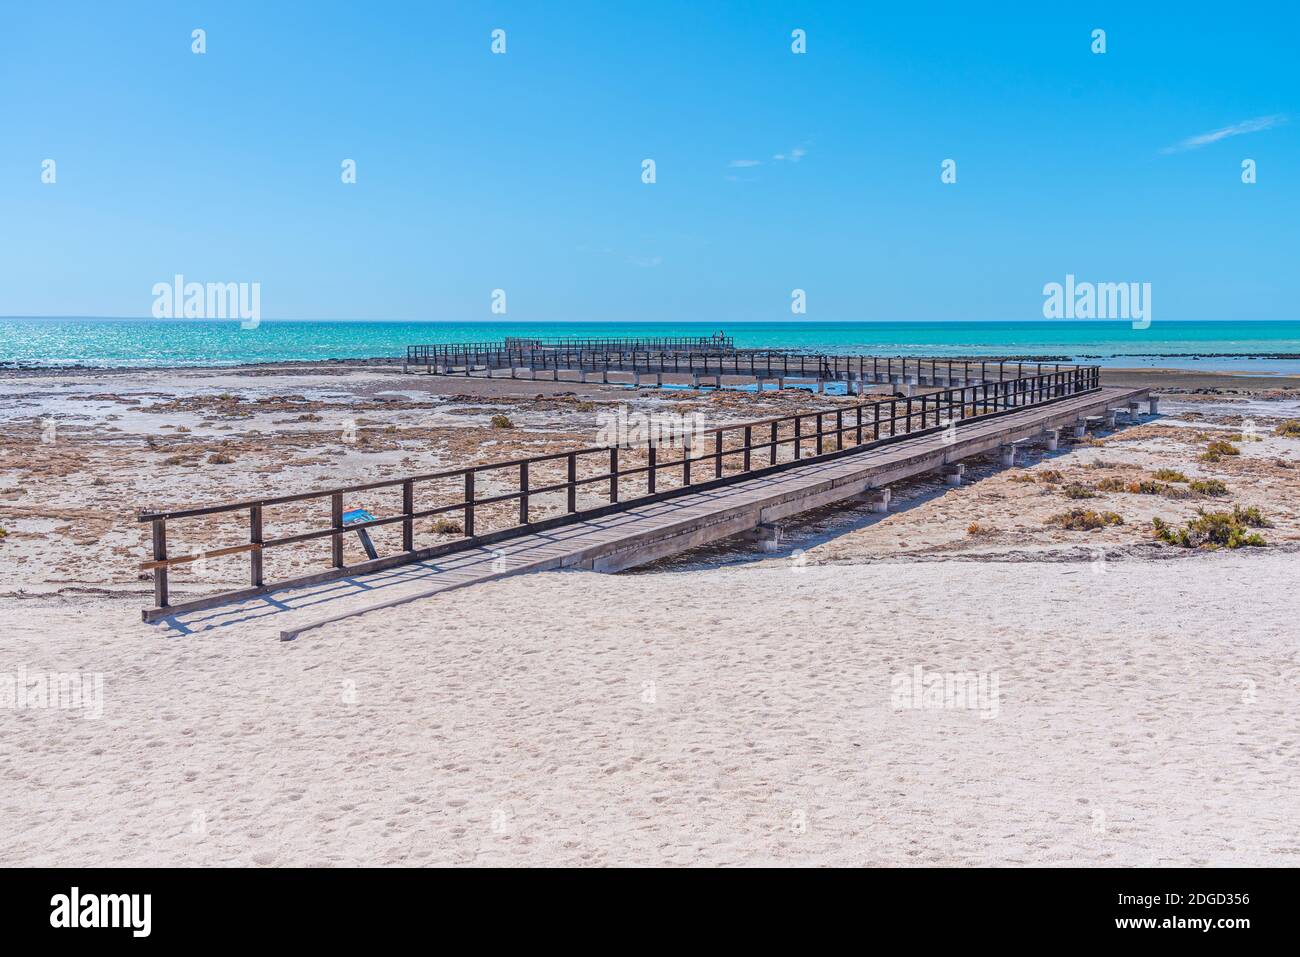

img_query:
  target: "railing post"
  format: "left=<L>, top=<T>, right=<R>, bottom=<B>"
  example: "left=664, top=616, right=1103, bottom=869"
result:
left=770, top=421, right=778, bottom=464
left=855, top=406, right=862, bottom=445
left=743, top=426, right=752, bottom=472
left=610, top=447, right=619, bottom=503
left=151, top=518, right=169, bottom=608
left=906, top=397, right=913, bottom=433
left=714, top=431, right=723, bottom=478
left=794, top=416, right=802, bottom=460
left=683, top=435, right=692, bottom=486
left=816, top=414, right=824, bottom=455
left=519, top=462, right=529, bottom=523
left=331, top=493, right=344, bottom=568
left=249, top=505, right=263, bottom=586
left=465, top=471, right=476, bottom=536
left=566, top=453, right=577, bottom=512
left=400, top=480, right=414, bottom=550
left=647, top=444, right=657, bottom=493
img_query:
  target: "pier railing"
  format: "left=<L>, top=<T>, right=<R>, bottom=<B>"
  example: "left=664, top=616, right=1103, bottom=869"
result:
left=404, top=347, right=1073, bottom=384
left=411, top=334, right=734, bottom=362
left=137, top=364, right=1100, bottom=621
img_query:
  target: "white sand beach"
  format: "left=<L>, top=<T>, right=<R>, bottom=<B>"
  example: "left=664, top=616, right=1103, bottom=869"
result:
left=3, top=553, right=1297, bottom=867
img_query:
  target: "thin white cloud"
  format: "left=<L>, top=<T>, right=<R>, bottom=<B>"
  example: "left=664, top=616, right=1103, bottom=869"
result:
left=728, top=159, right=761, bottom=168
left=1161, top=114, right=1285, bottom=153
left=773, top=146, right=808, bottom=162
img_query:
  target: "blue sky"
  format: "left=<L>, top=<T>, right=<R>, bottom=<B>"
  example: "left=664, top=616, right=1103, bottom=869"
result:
left=1, top=1, right=1295, bottom=322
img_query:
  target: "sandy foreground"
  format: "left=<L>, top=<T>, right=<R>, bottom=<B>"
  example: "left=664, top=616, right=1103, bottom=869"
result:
left=2, top=364, right=1299, bottom=866
left=3, top=557, right=1298, bottom=867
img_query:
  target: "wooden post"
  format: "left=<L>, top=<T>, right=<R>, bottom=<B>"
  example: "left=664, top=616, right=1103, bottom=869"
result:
left=855, top=406, right=862, bottom=445
left=249, top=506, right=263, bottom=586
left=647, top=444, right=657, bottom=493
left=151, top=518, right=169, bottom=608
left=566, top=453, right=577, bottom=512
left=331, top=493, right=344, bottom=568
left=815, top=414, right=824, bottom=455
left=683, top=436, right=692, bottom=486
left=873, top=402, right=880, bottom=441
left=906, top=397, right=913, bottom=434
left=714, top=431, right=723, bottom=478
left=794, top=416, right=802, bottom=460
left=743, top=426, right=752, bottom=471
left=610, top=447, right=619, bottom=503
left=770, top=421, right=778, bottom=465
left=464, top=471, right=476, bottom=536
left=402, top=481, right=414, bottom=551
left=519, top=462, right=530, bottom=523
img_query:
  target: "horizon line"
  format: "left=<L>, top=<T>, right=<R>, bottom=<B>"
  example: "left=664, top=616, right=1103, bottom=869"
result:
left=1, top=316, right=1292, bottom=325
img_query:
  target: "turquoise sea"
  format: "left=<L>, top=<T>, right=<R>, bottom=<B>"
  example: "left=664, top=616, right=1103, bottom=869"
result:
left=1, top=318, right=1298, bottom=374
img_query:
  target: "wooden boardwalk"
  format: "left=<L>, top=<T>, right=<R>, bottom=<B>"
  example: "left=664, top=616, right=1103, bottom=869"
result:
left=271, top=385, right=1148, bottom=639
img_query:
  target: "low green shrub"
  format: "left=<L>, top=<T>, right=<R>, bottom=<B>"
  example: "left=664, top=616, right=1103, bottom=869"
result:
left=1046, top=509, right=1124, bottom=531
left=1061, top=483, right=1097, bottom=499
left=1151, top=504, right=1269, bottom=549
left=1200, top=439, right=1240, bottom=463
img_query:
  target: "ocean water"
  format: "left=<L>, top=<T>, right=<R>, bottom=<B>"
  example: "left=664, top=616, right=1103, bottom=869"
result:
left=1, top=318, right=1298, bottom=373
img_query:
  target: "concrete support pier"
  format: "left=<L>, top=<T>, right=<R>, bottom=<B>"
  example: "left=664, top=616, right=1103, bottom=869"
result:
left=890, top=375, right=916, bottom=397
left=941, top=463, right=965, bottom=486
left=1072, top=421, right=1087, bottom=439
left=1044, top=429, right=1059, bottom=451
left=998, top=444, right=1016, bottom=467
left=1148, top=396, right=1160, bottom=415
left=748, top=522, right=782, bottom=552
left=865, top=488, right=891, bottom=513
